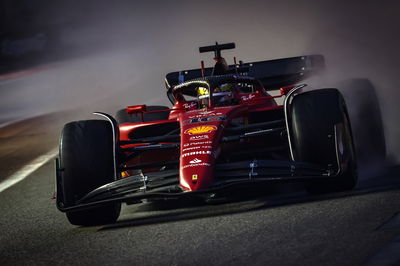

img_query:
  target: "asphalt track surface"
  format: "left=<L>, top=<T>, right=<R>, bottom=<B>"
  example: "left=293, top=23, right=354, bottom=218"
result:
left=1, top=113, right=400, bottom=266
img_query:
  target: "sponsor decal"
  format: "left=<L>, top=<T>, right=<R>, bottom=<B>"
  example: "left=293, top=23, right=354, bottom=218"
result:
left=185, top=125, right=217, bottom=135
left=189, top=134, right=209, bottom=141
left=183, top=102, right=197, bottom=109
left=183, top=145, right=211, bottom=149
left=182, top=146, right=200, bottom=152
left=241, top=94, right=256, bottom=101
left=199, top=110, right=214, bottom=115
left=186, top=109, right=198, bottom=113
left=182, top=115, right=226, bottom=125
left=189, top=158, right=202, bottom=164
left=181, top=150, right=212, bottom=158
left=201, top=146, right=213, bottom=149
left=188, top=111, right=223, bottom=118
left=183, top=140, right=212, bottom=147
left=182, top=162, right=211, bottom=169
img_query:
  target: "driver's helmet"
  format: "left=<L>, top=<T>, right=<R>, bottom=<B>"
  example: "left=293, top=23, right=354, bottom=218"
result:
left=197, top=83, right=238, bottom=107
left=197, top=86, right=210, bottom=108
left=213, top=83, right=236, bottom=106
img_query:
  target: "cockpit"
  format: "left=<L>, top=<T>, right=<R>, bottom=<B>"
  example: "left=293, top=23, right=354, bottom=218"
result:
left=172, top=75, right=265, bottom=109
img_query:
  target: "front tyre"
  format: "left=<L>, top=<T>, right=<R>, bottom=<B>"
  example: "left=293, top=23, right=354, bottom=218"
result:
left=58, top=120, right=121, bottom=225
left=289, top=89, right=357, bottom=194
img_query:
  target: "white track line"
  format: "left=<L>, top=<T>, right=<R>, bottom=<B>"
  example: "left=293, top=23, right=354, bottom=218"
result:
left=0, top=148, right=59, bottom=193
left=0, top=117, right=27, bottom=129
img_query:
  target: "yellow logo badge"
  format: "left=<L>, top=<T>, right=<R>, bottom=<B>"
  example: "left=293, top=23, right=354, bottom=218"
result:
left=184, top=125, right=217, bottom=135
left=192, top=174, right=198, bottom=181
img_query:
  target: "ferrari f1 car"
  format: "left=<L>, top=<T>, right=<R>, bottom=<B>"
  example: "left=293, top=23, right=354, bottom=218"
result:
left=55, top=42, right=357, bottom=225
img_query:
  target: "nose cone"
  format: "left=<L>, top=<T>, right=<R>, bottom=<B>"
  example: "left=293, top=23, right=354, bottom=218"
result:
left=178, top=106, right=240, bottom=191
left=179, top=122, right=221, bottom=191
left=180, top=154, right=216, bottom=191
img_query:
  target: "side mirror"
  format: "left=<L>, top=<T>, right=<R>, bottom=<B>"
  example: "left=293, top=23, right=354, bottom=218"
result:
left=126, top=105, right=147, bottom=114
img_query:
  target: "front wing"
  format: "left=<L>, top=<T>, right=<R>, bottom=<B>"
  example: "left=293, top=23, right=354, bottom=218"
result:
left=56, top=159, right=337, bottom=213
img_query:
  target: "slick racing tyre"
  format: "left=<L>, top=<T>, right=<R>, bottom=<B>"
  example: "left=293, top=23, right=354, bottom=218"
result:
left=115, top=105, right=170, bottom=124
left=58, top=120, right=121, bottom=226
left=289, top=89, right=357, bottom=194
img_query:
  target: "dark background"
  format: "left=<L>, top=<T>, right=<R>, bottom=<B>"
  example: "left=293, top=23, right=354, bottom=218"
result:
left=1, top=0, right=399, bottom=164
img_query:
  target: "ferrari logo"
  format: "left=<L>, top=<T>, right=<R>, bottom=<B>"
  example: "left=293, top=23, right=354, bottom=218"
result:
left=192, top=174, right=198, bottom=181
left=185, top=125, right=217, bottom=135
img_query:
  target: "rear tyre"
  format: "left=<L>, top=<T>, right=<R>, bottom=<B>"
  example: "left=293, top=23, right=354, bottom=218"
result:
left=339, top=79, right=386, bottom=164
left=59, top=120, right=121, bottom=226
left=115, top=105, right=170, bottom=124
left=289, top=89, right=357, bottom=194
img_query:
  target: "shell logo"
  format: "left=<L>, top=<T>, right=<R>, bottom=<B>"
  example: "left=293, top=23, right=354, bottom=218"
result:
left=184, top=125, right=217, bottom=135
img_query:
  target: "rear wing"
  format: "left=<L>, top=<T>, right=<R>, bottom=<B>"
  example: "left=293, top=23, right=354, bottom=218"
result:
left=165, top=55, right=325, bottom=90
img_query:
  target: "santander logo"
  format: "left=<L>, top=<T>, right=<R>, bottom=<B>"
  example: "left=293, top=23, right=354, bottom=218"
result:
left=189, top=158, right=202, bottom=164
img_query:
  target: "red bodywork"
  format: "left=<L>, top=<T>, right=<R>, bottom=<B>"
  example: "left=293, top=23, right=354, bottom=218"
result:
left=119, top=85, right=293, bottom=192
left=55, top=43, right=330, bottom=221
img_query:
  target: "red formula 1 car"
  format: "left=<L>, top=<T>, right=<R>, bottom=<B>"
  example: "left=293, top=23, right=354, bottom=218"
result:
left=55, top=42, right=357, bottom=225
